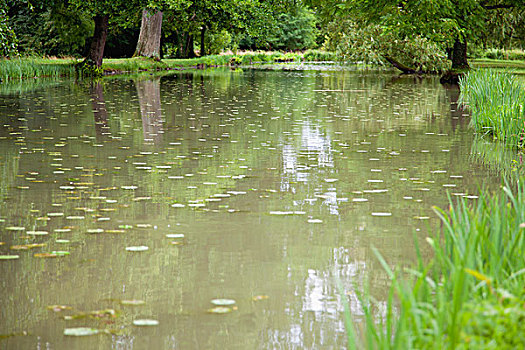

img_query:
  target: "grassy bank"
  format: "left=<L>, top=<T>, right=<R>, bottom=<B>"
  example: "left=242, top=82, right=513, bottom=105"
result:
left=343, top=68, right=525, bottom=349
left=344, top=183, right=525, bottom=349
left=459, top=69, right=525, bottom=149
left=0, top=50, right=336, bottom=81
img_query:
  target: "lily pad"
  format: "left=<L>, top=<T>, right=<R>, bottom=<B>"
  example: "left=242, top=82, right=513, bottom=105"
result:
left=211, top=299, right=236, bottom=306
left=133, top=319, right=159, bottom=326
left=63, top=327, right=100, bottom=336
left=125, top=246, right=149, bottom=252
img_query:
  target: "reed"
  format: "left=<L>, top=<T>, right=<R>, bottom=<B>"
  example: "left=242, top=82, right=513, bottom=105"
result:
left=0, top=57, right=76, bottom=81
left=459, top=69, right=525, bottom=148
left=342, top=182, right=525, bottom=349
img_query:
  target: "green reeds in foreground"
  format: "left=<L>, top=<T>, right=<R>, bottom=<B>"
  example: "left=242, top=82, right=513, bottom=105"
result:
left=459, top=69, right=525, bottom=148
left=343, top=182, right=525, bottom=349
left=0, top=57, right=76, bottom=81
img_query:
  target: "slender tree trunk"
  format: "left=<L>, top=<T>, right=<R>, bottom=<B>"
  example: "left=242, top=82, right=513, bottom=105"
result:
left=133, top=9, right=163, bottom=60
left=200, top=27, right=206, bottom=56
left=451, top=39, right=469, bottom=70
left=185, top=33, right=196, bottom=58
left=84, top=15, right=109, bottom=67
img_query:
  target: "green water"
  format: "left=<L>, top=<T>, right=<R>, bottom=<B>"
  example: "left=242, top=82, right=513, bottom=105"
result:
left=0, top=68, right=506, bottom=349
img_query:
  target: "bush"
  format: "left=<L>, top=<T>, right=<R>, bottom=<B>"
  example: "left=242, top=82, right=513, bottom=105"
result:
left=303, top=50, right=336, bottom=62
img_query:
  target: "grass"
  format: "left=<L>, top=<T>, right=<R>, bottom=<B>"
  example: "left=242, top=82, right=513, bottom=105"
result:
left=342, top=182, right=525, bottom=349
left=458, top=69, right=525, bottom=149
left=0, top=57, right=76, bottom=81
left=471, top=59, right=525, bottom=73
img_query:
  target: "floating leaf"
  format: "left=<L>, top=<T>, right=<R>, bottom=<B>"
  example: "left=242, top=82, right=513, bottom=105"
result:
left=26, top=231, right=48, bottom=235
left=5, top=226, right=25, bottom=231
left=64, top=327, right=100, bottom=336
left=0, top=255, right=19, bottom=260
left=11, top=243, right=45, bottom=250
left=211, top=299, right=236, bottom=306
left=207, top=306, right=232, bottom=314
left=125, top=246, right=149, bottom=252
left=51, top=251, right=70, bottom=256
left=47, top=305, right=72, bottom=312
left=166, top=234, right=184, bottom=239
left=87, top=228, right=104, bottom=234
left=133, top=319, right=159, bottom=326
left=171, top=203, right=185, bottom=208
left=252, top=295, right=269, bottom=301
left=34, top=253, right=58, bottom=258
left=121, top=300, right=145, bottom=306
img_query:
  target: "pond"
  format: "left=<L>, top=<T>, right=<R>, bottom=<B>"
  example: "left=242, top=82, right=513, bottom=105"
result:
left=0, top=67, right=505, bottom=349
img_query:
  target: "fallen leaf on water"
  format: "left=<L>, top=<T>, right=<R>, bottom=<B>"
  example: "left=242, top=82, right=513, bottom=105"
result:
left=120, top=300, right=145, bottom=306
left=125, top=246, right=148, bottom=252
left=47, top=305, right=72, bottom=312
left=211, top=299, right=236, bottom=306
left=207, top=306, right=232, bottom=314
left=0, top=255, right=19, bottom=260
left=11, top=243, right=46, bottom=250
left=133, top=319, right=159, bottom=326
left=63, top=327, right=100, bottom=336
left=34, top=253, right=58, bottom=258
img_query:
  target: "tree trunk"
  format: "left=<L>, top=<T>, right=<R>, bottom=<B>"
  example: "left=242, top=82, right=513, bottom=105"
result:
left=451, top=39, right=469, bottom=70
left=200, top=27, right=206, bottom=56
left=383, top=55, right=420, bottom=74
left=136, top=77, right=163, bottom=145
left=133, top=9, right=163, bottom=60
left=84, top=15, right=109, bottom=67
left=90, top=82, right=109, bottom=141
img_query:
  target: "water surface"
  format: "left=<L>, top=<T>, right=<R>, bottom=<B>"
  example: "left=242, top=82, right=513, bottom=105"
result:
left=0, top=68, right=503, bottom=349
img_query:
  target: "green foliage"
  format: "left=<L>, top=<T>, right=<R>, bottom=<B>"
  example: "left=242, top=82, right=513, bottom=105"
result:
left=203, top=30, right=232, bottom=55
left=234, top=4, right=319, bottom=51
left=0, top=1, right=18, bottom=57
left=303, top=49, right=336, bottom=62
left=327, top=20, right=450, bottom=72
left=483, top=48, right=525, bottom=61
left=342, top=180, right=525, bottom=349
left=459, top=70, right=525, bottom=148
left=8, top=2, right=93, bottom=57
left=266, top=7, right=319, bottom=50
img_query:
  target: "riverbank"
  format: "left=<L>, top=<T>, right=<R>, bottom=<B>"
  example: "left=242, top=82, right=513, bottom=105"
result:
left=1, top=55, right=524, bottom=82
left=0, top=50, right=336, bottom=81
left=343, top=69, right=525, bottom=349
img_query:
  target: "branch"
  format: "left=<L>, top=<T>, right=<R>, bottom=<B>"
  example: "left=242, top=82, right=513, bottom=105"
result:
left=382, top=56, right=421, bottom=74
left=481, top=2, right=515, bottom=10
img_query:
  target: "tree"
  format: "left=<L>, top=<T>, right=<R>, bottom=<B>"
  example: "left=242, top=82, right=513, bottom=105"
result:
left=70, top=0, right=143, bottom=70
left=162, top=0, right=277, bottom=58
left=312, top=0, right=525, bottom=73
left=134, top=8, right=163, bottom=59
